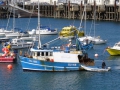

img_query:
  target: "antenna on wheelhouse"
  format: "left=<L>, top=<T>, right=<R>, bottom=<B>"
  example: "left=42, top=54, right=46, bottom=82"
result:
left=37, top=0, right=41, bottom=49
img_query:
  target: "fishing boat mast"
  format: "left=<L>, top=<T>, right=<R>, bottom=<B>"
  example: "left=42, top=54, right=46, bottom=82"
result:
left=37, top=0, right=41, bottom=49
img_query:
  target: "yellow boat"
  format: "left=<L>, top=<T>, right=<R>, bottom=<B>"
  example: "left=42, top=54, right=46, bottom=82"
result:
left=106, top=42, right=120, bottom=55
left=59, top=26, right=84, bottom=39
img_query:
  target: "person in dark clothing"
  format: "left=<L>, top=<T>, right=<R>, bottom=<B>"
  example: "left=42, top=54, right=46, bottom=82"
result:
left=102, top=61, right=106, bottom=68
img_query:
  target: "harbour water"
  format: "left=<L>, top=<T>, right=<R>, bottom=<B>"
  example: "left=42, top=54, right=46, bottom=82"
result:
left=0, top=18, right=120, bottom=90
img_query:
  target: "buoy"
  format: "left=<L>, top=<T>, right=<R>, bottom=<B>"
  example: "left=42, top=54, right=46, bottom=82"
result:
left=7, top=64, right=13, bottom=69
left=94, top=53, right=98, bottom=57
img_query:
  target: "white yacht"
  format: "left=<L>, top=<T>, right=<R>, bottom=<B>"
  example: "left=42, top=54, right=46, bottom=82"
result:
left=5, top=38, right=34, bottom=49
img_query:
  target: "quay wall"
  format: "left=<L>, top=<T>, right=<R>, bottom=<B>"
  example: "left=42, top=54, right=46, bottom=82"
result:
left=0, top=1, right=120, bottom=21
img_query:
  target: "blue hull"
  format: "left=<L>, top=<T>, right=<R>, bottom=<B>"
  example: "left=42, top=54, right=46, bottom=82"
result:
left=19, top=56, right=81, bottom=71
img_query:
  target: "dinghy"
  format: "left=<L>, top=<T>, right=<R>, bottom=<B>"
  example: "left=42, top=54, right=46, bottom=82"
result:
left=81, top=65, right=111, bottom=72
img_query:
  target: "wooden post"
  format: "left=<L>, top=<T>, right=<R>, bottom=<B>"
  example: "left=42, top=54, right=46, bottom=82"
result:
left=68, top=0, right=70, bottom=19
left=79, top=1, right=83, bottom=19
left=54, top=1, right=56, bottom=18
left=114, top=0, right=116, bottom=20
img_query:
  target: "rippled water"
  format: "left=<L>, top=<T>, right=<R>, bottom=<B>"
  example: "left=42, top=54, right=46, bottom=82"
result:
left=0, top=18, right=120, bottom=90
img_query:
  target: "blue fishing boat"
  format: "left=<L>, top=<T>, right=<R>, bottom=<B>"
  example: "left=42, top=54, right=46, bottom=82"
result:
left=19, top=41, right=94, bottom=71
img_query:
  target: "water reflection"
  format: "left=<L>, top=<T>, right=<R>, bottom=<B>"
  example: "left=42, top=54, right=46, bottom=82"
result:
left=107, top=56, right=120, bottom=60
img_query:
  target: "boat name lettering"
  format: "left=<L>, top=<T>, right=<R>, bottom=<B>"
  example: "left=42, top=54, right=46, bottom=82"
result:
left=29, top=60, right=32, bottom=62
left=33, top=60, right=37, bottom=63
left=68, top=63, right=76, bottom=66
left=29, top=60, right=37, bottom=63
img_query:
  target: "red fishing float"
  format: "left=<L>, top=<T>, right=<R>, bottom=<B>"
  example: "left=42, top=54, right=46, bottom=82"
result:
left=7, top=64, right=13, bottom=69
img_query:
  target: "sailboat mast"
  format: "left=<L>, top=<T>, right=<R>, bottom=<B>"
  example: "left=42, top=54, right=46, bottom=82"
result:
left=38, top=0, right=41, bottom=49
left=12, top=0, right=15, bottom=32
left=84, top=2, right=86, bottom=36
left=94, top=0, right=96, bottom=37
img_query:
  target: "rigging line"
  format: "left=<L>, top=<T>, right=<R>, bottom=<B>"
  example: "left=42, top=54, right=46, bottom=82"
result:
left=37, top=0, right=41, bottom=49
left=72, top=18, right=75, bottom=26
left=42, top=37, right=60, bottom=46
left=47, top=17, right=51, bottom=28
left=5, top=0, right=12, bottom=30
left=6, top=11, right=12, bottom=30
left=27, top=40, right=35, bottom=55
left=84, top=3, right=86, bottom=35
left=26, top=4, right=35, bottom=31
left=88, top=19, right=94, bottom=36
left=78, top=6, right=85, bottom=30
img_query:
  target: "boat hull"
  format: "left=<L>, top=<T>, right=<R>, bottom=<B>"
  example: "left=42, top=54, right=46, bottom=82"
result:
left=5, top=32, right=29, bottom=37
left=0, top=56, right=15, bottom=63
left=106, top=48, right=120, bottom=55
left=19, top=37, right=37, bottom=41
left=11, top=44, right=34, bottom=49
left=92, top=40, right=107, bottom=45
left=36, top=30, right=58, bottom=35
left=78, top=36, right=107, bottom=45
left=19, top=56, right=82, bottom=71
left=28, top=30, right=58, bottom=35
left=81, top=65, right=111, bottom=72
left=0, top=38, right=10, bottom=43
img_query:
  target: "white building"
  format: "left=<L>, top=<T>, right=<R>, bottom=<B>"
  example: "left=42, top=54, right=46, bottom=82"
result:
left=16, top=0, right=119, bottom=5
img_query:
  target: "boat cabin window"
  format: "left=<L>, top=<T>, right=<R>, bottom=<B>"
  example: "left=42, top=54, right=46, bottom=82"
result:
left=37, top=52, right=40, bottom=56
left=46, top=52, right=48, bottom=56
left=33, top=52, right=37, bottom=56
left=41, top=52, right=44, bottom=56
left=50, top=52, right=53, bottom=56
left=33, top=52, right=53, bottom=56
left=33, top=52, right=35, bottom=56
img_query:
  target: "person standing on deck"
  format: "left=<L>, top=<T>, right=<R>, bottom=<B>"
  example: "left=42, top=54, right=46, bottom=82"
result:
left=102, top=60, right=106, bottom=68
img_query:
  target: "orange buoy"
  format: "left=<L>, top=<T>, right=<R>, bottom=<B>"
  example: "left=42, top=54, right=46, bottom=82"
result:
left=94, top=53, right=98, bottom=57
left=7, top=64, right=13, bottom=69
